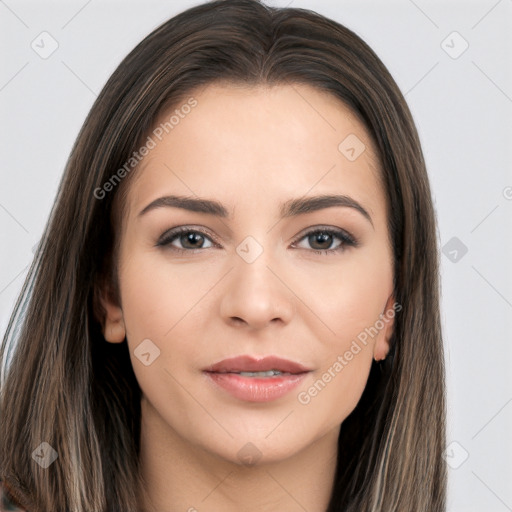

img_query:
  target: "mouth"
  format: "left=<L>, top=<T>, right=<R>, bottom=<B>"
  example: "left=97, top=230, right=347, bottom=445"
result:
left=203, top=355, right=312, bottom=402
left=203, top=355, right=312, bottom=374
left=214, top=370, right=296, bottom=377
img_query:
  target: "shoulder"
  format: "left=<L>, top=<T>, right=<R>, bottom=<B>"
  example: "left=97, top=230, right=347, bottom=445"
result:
left=0, top=480, right=28, bottom=511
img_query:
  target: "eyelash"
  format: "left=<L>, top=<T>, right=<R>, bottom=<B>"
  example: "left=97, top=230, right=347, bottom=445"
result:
left=156, top=225, right=358, bottom=256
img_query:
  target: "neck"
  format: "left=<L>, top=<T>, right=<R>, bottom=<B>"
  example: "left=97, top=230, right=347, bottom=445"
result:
left=138, top=397, right=339, bottom=512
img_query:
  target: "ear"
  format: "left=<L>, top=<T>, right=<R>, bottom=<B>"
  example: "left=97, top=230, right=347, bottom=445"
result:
left=373, top=294, right=397, bottom=361
left=95, top=277, right=126, bottom=344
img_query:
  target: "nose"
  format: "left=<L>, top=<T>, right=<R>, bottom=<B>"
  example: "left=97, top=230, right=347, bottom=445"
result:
left=219, top=247, right=294, bottom=331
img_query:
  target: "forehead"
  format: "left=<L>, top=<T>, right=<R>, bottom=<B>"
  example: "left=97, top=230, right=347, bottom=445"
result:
left=125, top=82, right=385, bottom=222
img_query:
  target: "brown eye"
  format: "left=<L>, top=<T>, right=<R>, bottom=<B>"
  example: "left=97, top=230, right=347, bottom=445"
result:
left=179, top=231, right=207, bottom=249
left=292, top=227, right=357, bottom=255
left=308, top=231, right=336, bottom=250
left=156, top=227, right=215, bottom=252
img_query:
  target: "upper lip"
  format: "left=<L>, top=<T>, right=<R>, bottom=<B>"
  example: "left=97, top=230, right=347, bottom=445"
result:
left=204, top=355, right=312, bottom=374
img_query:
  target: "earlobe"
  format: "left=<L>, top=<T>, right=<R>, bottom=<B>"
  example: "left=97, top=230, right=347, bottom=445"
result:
left=96, top=280, right=126, bottom=344
left=105, top=320, right=126, bottom=343
left=373, top=294, right=396, bottom=361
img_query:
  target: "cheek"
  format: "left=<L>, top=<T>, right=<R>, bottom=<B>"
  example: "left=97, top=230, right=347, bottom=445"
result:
left=115, top=258, right=200, bottom=418
left=295, top=280, right=383, bottom=431
left=116, top=253, right=213, bottom=386
left=118, top=250, right=209, bottom=339
left=292, top=251, right=392, bottom=422
left=297, top=351, right=373, bottom=439
left=300, top=248, right=393, bottom=340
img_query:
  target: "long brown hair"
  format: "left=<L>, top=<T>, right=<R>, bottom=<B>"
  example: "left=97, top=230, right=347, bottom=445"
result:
left=0, top=1, right=446, bottom=510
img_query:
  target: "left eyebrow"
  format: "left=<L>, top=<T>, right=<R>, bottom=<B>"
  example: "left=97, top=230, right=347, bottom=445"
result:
left=137, top=193, right=373, bottom=227
left=280, top=194, right=373, bottom=227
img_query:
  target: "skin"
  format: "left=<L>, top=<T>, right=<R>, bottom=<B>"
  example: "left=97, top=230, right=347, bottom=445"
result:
left=100, top=82, right=395, bottom=512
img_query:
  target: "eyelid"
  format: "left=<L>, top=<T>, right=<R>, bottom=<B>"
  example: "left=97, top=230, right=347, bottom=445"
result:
left=156, top=225, right=220, bottom=248
left=156, top=225, right=358, bottom=253
left=291, top=225, right=357, bottom=247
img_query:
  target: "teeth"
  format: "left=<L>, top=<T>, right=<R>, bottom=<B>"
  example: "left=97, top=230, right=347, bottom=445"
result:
left=237, top=370, right=287, bottom=377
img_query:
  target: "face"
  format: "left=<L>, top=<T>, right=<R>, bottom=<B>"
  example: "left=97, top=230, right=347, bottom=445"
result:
left=100, top=82, right=395, bottom=465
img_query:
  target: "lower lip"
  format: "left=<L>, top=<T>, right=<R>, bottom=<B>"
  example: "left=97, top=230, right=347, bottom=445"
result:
left=204, top=372, right=309, bottom=402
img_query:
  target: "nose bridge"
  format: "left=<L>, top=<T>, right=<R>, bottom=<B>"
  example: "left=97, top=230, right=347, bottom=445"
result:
left=219, top=233, right=294, bottom=329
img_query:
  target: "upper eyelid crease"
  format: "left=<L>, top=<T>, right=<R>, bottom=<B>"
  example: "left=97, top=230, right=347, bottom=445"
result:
left=138, top=194, right=374, bottom=229
left=157, top=226, right=357, bottom=250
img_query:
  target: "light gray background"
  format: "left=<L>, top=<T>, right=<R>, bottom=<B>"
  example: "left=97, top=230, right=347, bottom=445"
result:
left=1, top=1, right=511, bottom=510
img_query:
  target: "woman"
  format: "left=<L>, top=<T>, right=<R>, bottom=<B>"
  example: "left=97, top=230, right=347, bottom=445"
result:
left=0, top=0, right=446, bottom=510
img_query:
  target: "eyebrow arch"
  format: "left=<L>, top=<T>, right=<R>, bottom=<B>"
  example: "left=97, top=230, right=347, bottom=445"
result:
left=281, top=194, right=373, bottom=227
left=138, top=193, right=373, bottom=227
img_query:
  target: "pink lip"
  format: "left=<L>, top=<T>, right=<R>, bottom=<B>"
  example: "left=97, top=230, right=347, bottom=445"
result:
left=203, top=355, right=312, bottom=402
left=204, top=355, right=311, bottom=374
